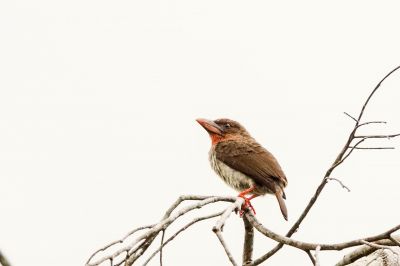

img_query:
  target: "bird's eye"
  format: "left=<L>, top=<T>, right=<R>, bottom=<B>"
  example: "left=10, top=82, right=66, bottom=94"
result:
left=225, top=123, right=231, bottom=128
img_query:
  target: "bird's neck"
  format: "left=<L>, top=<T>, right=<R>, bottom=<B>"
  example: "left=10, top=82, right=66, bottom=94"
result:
left=210, top=134, right=243, bottom=146
left=210, top=134, right=224, bottom=146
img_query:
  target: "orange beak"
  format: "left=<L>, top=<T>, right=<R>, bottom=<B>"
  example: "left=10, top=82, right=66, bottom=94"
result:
left=196, top=118, right=224, bottom=136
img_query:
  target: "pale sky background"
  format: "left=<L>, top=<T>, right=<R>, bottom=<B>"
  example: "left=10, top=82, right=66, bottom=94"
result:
left=1, top=1, right=400, bottom=266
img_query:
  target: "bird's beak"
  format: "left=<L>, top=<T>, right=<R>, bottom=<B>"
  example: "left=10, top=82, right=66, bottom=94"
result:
left=196, top=118, right=224, bottom=136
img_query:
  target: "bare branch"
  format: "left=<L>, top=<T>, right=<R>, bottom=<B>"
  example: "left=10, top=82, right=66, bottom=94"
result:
left=348, top=146, right=394, bottom=150
left=162, top=195, right=218, bottom=219
left=86, top=225, right=154, bottom=265
left=326, top=177, right=351, bottom=192
left=335, top=236, right=400, bottom=266
left=357, top=121, right=387, bottom=127
left=159, top=230, right=165, bottom=266
left=124, top=239, right=153, bottom=266
left=142, top=210, right=224, bottom=266
left=242, top=215, right=254, bottom=265
left=339, top=138, right=367, bottom=165
left=245, top=212, right=400, bottom=252
left=0, top=250, right=12, bottom=266
left=213, top=198, right=244, bottom=232
left=356, top=65, right=400, bottom=122
left=214, top=230, right=239, bottom=266
left=87, top=196, right=236, bottom=266
left=355, top=133, right=400, bottom=139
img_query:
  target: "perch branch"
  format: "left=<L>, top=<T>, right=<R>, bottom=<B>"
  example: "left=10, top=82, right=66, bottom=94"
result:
left=242, top=215, right=254, bottom=265
left=245, top=212, right=400, bottom=252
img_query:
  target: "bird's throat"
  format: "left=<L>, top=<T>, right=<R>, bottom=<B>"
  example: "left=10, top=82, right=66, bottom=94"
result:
left=210, top=133, right=241, bottom=146
left=210, top=134, right=223, bottom=145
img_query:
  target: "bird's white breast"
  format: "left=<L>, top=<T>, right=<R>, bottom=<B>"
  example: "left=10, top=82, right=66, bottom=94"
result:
left=209, top=149, right=254, bottom=192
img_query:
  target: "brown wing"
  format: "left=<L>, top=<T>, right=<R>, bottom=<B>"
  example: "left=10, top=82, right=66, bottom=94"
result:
left=215, top=140, right=288, bottom=191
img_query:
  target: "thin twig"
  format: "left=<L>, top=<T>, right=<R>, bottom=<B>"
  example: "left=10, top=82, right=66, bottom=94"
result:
left=326, top=178, right=351, bottom=192
left=212, top=198, right=244, bottom=266
left=390, top=235, right=400, bottom=247
left=0, top=250, right=12, bottom=266
left=338, top=138, right=367, bottom=165
left=357, top=121, right=387, bottom=127
left=348, top=146, right=394, bottom=150
left=354, top=133, right=400, bottom=139
left=86, top=225, right=154, bottom=265
left=125, top=240, right=150, bottom=266
left=214, top=230, right=239, bottom=266
left=142, top=211, right=224, bottom=266
left=306, top=250, right=316, bottom=265
left=344, top=112, right=358, bottom=122
left=159, top=230, right=165, bottom=266
left=88, top=195, right=214, bottom=265
left=360, top=240, right=400, bottom=259
left=162, top=195, right=216, bottom=219
left=357, top=65, right=400, bottom=122
left=360, top=240, right=393, bottom=250
left=213, top=198, right=244, bottom=232
left=87, top=196, right=236, bottom=266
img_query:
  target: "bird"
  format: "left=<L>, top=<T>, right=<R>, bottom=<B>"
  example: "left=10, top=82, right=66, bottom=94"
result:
left=196, top=118, right=288, bottom=220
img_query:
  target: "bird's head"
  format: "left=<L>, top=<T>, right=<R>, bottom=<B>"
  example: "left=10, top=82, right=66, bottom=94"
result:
left=196, top=118, right=251, bottom=145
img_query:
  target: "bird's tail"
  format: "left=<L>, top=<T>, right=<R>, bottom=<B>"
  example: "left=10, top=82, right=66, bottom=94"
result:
left=275, top=190, right=288, bottom=221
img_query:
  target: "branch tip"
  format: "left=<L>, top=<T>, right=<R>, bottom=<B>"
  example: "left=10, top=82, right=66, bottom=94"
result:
left=344, top=112, right=358, bottom=122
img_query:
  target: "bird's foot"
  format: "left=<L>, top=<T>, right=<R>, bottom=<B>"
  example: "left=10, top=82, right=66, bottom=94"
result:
left=237, top=196, right=256, bottom=217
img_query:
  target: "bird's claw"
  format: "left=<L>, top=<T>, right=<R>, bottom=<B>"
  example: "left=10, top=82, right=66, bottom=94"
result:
left=238, top=196, right=256, bottom=217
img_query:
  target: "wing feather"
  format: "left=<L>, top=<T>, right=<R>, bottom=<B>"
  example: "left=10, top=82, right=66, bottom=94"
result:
left=215, top=140, right=287, bottom=190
